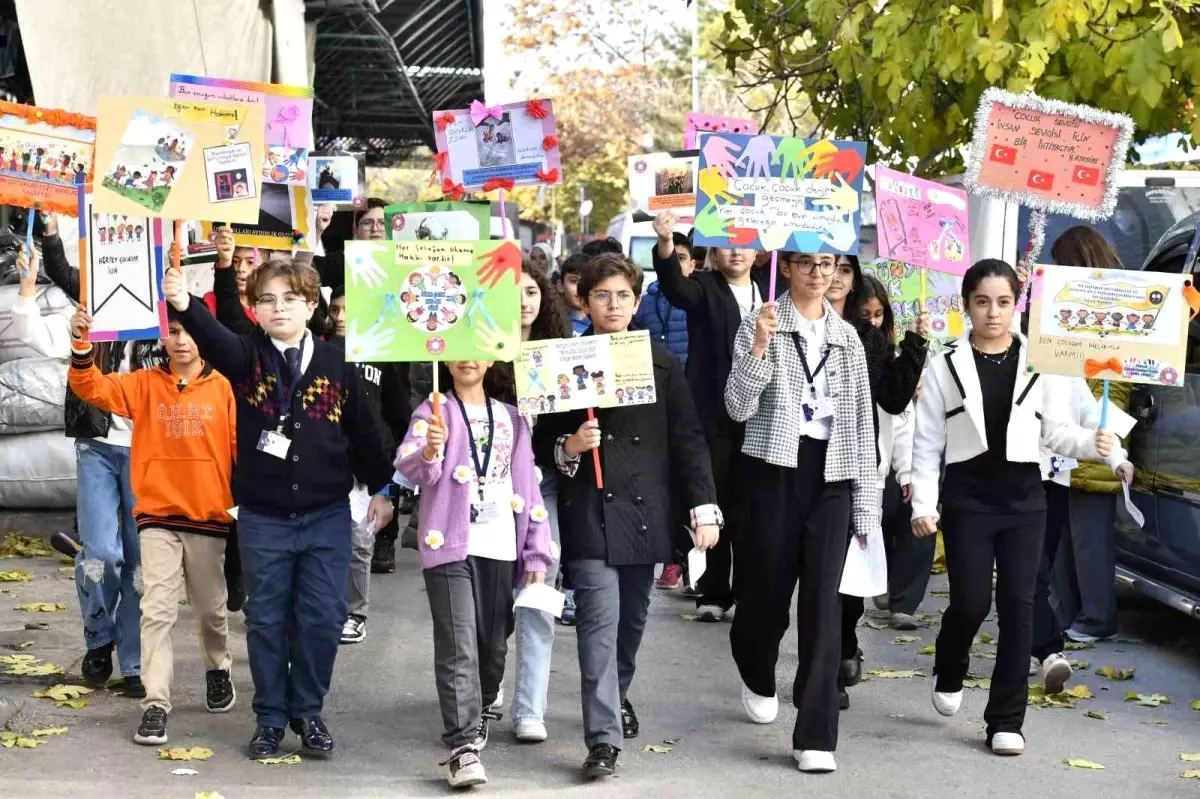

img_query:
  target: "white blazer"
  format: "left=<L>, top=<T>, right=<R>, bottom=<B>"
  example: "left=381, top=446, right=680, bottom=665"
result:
left=877, top=402, right=914, bottom=488
left=910, top=332, right=1101, bottom=522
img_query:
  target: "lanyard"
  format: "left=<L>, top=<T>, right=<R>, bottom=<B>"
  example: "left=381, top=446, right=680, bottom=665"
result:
left=790, top=332, right=829, bottom=399
left=272, top=337, right=306, bottom=433
left=735, top=282, right=759, bottom=316
left=454, top=394, right=493, bottom=502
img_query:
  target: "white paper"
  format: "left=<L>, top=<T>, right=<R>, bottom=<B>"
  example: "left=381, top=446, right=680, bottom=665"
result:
left=349, top=483, right=371, bottom=525
left=1121, top=480, right=1145, bottom=528
left=686, top=547, right=707, bottom=590
left=838, top=530, right=888, bottom=598
left=1105, top=403, right=1137, bottom=439
left=227, top=506, right=238, bottom=520
left=513, top=582, right=566, bottom=618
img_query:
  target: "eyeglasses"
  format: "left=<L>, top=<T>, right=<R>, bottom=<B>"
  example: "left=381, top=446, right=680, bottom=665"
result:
left=589, top=290, right=636, bottom=307
left=358, top=219, right=386, bottom=231
left=783, top=257, right=837, bottom=276
left=254, top=293, right=307, bottom=310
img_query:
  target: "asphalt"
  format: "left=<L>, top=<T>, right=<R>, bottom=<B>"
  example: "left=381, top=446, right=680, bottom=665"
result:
left=1, top=510, right=1199, bottom=798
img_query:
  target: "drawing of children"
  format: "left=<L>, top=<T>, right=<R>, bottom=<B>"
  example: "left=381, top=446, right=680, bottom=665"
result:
left=406, top=308, right=424, bottom=323
left=645, top=385, right=656, bottom=403
left=426, top=317, right=440, bottom=332
left=98, top=227, right=107, bottom=244
left=8, top=148, right=18, bottom=171
left=1092, top=311, right=1108, bottom=329
left=557, top=375, right=571, bottom=400
left=1058, top=309, right=1073, bottom=327
left=443, top=311, right=459, bottom=325
left=135, top=225, right=144, bottom=242
left=408, top=273, right=425, bottom=289
left=60, top=152, right=72, bottom=177
left=590, top=371, right=606, bottom=395
left=161, top=166, right=176, bottom=186
left=145, top=171, right=157, bottom=189
left=73, top=162, right=86, bottom=184
left=1109, top=312, right=1123, bottom=331
left=1076, top=309, right=1090, bottom=326
left=126, top=171, right=142, bottom=188
left=400, top=291, right=413, bottom=303
left=107, top=226, right=116, bottom=241
left=615, top=389, right=625, bottom=405
left=545, top=395, right=555, bottom=412
left=32, top=148, right=42, bottom=174
left=1141, top=313, right=1155, bottom=331
left=532, top=350, right=544, bottom=368
left=112, top=165, right=127, bottom=183
left=572, top=364, right=589, bottom=391
left=1126, top=315, right=1139, bottom=332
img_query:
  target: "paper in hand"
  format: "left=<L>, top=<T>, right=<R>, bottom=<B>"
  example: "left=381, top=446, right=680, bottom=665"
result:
left=1121, top=480, right=1145, bottom=528
left=687, top=548, right=707, bottom=591
left=838, top=535, right=887, bottom=598
left=514, top=582, right=567, bottom=618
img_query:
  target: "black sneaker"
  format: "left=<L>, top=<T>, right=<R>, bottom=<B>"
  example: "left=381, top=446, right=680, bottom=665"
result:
left=289, top=716, right=334, bottom=755
left=116, top=675, right=146, bottom=698
left=583, top=743, right=619, bottom=778
left=840, top=647, right=864, bottom=688
left=621, top=699, right=639, bottom=738
left=248, top=725, right=285, bottom=760
left=371, top=536, right=396, bottom=574
left=81, top=643, right=114, bottom=685
left=839, top=688, right=850, bottom=710
left=206, top=669, right=236, bottom=713
left=51, top=530, right=81, bottom=559
left=472, top=708, right=501, bottom=750
left=133, top=706, right=167, bottom=745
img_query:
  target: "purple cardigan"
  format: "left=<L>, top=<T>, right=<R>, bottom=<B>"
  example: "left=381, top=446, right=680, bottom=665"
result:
left=396, top=393, right=553, bottom=586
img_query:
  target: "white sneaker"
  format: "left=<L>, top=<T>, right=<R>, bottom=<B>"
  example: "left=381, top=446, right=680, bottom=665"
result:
left=932, top=682, right=963, bottom=717
left=990, top=731, right=1024, bottom=756
left=794, top=750, right=837, bottom=773
left=1028, top=656, right=1039, bottom=676
left=340, top=615, right=365, bottom=645
left=697, top=604, right=724, bottom=622
left=1064, top=627, right=1100, bottom=644
left=443, top=746, right=487, bottom=788
left=741, top=683, right=778, bottom=724
left=515, top=718, right=547, bottom=743
left=489, top=686, right=504, bottom=711
left=1040, top=652, right=1072, bottom=695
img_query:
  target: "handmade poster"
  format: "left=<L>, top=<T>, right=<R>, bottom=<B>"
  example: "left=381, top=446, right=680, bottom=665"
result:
left=964, top=89, right=1134, bottom=220
left=862, top=260, right=967, bottom=339
left=385, top=201, right=490, bottom=242
left=683, top=112, right=758, bottom=150
left=433, top=99, right=562, bottom=190
left=263, top=145, right=308, bottom=186
left=874, top=166, right=970, bottom=274
left=308, top=151, right=365, bottom=207
left=169, top=74, right=314, bottom=149
left=200, top=182, right=314, bottom=251
left=94, top=96, right=265, bottom=223
left=1028, top=264, right=1189, bottom=387
left=0, top=101, right=95, bottom=215
left=628, top=150, right=698, bottom=216
left=342, top=239, right=523, bottom=362
left=77, top=193, right=166, bottom=341
left=693, top=133, right=867, bottom=254
left=515, top=331, right=654, bottom=415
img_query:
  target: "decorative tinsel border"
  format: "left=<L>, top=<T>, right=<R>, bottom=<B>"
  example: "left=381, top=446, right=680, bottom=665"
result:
left=963, top=88, right=1134, bottom=222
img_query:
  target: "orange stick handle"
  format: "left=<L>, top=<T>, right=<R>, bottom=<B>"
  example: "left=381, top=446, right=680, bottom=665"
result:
left=587, top=407, right=603, bottom=489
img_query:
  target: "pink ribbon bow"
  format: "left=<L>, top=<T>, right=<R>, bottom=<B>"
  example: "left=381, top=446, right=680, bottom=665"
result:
left=470, top=100, right=505, bottom=126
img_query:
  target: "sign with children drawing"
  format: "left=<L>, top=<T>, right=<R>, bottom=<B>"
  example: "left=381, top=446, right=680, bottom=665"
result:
left=0, top=101, right=95, bottom=215
left=1028, top=264, right=1189, bottom=387
left=78, top=193, right=166, bottom=342
left=862, top=260, right=968, bottom=340
left=515, top=331, right=655, bottom=415
left=342, top=239, right=522, bottom=363
left=874, top=166, right=970, bottom=274
left=93, top=96, right=265, bottom=223
left=628, top=151, right=698, bottom=217
left=693, top=133, right=867, bottom=254
left=433, top=99, right=562, bottom=190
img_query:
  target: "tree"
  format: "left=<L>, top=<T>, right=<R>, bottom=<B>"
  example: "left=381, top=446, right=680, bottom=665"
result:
left=717, top=0, right=1200, bottom=176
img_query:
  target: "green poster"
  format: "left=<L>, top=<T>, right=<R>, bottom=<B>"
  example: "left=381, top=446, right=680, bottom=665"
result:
left=862, top=260, right=967, bottom=340
left=343, top=240, right=523, bottom=362
left=383, top=201, right=490, bottom=241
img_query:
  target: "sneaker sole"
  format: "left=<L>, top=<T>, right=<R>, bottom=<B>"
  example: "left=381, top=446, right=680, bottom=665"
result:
left=1043, top=661, right=1071, bottom=695
left=339, top=636, right=365, bottom=645
left=516, top=731, right=547, bottom=743
left=207, top=685, right=237, bottom=714
left=133, top=731, right=167, bottom=745
left=584, top=764, right=615, bottom=779
left=991, top=744, right=1024, bottom=756
left=448, top=775, right=488, bottom=788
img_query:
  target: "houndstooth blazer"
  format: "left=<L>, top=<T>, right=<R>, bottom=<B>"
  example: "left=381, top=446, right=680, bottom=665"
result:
left=725, top=296, right=881, bottom=538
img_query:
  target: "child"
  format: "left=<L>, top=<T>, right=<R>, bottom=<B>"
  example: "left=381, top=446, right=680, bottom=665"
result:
left=67, top=309, right=237, bottom=746
left=162, top=259, right=395, bottom=760
left=555, top=252, right=591, bottom=336
left=397, top=361, right=552, bottom=788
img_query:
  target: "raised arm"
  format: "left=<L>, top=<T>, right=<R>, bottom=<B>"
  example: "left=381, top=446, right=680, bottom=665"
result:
left=651, top=212, right=706, bottom=311
left=860, top=322, right=927, bottom=415
left=213, top=259, right=254, bottom=335
left=162, top=266, right=255, bottom=383
left=11, top=248, right=72, bottom=358
left=40, top=217, right=80, bottom=301
left=65, top=305, right=140, bottom=418
left=724, top=305, right=776, bottom=422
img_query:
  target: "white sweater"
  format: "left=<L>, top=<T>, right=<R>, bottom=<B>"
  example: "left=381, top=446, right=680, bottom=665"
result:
left=878, top=402, right=914, bottom=488
left=1039, top=377, right=1128, bottom=487
left=10, top=292, right=73, bottom=359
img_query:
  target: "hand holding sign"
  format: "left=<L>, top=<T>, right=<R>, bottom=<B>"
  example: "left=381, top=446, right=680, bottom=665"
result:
left=162, top=266, right=189, bottom=312
left=16, top=246, right=38, bottom=296
left=1095, top=429, right=1115, bottom=458
left=69, top=303, right=93, bottom=340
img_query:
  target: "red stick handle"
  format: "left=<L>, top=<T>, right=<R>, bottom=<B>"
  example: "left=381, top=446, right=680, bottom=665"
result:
left=587, top=407, right=603, bottom=489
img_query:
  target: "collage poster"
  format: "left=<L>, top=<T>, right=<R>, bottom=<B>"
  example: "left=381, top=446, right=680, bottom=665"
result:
left=874, top=166, right=971, bottom=275
left=515, top=331, right=655, bottom=415
left=861, top=260, right=967, bottom=340
left=201, top=182, right=314, bottom=251
left=78, top=194, right=166, bottom=342
left=627, top=150, right=698, bottom=218
left=309, top=151, right=365, bottom=207
left=433, top=99, right=562, bottom=190
left=0, top=101, right=95, bottom=215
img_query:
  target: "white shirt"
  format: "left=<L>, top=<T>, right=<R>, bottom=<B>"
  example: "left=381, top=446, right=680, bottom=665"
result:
left=270, top=329, right=314, bottom=376
left=728, top=281, right=759, bottom=318
left=795, top=311, right=832, bottom=441
left=462, top=400, right=518, bottom=562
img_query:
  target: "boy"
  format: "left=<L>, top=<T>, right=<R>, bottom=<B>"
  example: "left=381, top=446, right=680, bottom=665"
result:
left=534, top=253, right=721, bottom=779
left=162, top=260, right=395, bottom=759
left=67, top=309, right=236, bottom=746
left=651, top=211, right=769, bottom=622
left=555, top=252, right=591, bottom=336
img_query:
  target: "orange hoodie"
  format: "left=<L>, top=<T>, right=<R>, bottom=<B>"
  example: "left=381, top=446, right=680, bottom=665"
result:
left=68, top=345, right=236, bottom=536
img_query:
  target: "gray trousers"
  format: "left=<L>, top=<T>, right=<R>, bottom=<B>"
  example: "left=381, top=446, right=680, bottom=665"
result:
left=1052, top=489, right=1119, bottom=639
left=424, top=557, right=515, bottom=749
left=569, top=559, right=655, bottom=749
left=346, top=521, right=373, bottom=619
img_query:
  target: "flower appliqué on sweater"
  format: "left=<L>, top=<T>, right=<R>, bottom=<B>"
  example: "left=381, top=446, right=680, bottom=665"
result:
left=452, top=465, right=472, bottom=484
left=400, top=442, right=419, bottom=458
left=510, top=494, right=526, bottom=514
left=529, top=505, right=548, bottom=523
left=412, top=419, right=429, bottom=437
left=424, top=530, right=445, bottom=550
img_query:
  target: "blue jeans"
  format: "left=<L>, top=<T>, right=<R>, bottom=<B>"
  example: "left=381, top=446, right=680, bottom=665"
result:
left=513, top=471, right=561, bottom=725
left=239, top=502, right=351, bottom=728
left=74, top=439, right=141, bottom=676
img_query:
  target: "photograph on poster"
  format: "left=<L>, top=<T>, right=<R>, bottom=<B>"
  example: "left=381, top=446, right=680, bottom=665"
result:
left=433, top=99, right=561, bottom=189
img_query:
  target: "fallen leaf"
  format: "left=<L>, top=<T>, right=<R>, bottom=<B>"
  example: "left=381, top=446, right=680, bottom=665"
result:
left=1111, top=637, right=1143, bottom=645
left=864, top=618, right=889, bottom=630
left=1124, top=692, right=1171, bottom=707
left=32, top=684, right=93, bottom=701
left=866, top=668, right=926, bottom=679
left=54, top=697, right=89, bottom=709
left=0, top=731, right=41, bottom=748
left=170, top=768, right=200, bottom=776
left=1084, top=710, right=1107, bottom=720
left=14, top=641, right=34, bottom=650
left=1190, top=699, right=1200, bottom=711
left=1181, top=753, right=1200, bottom=762
left=31, top=727, right=67, bottom=737
left=1064, top=640, right=1095, bottom=651
left=23, top=622, right=49, bottom=630
left=1096, top=665, right=1135, bottom=681
left=963, top=676, right=991, bottom=690
left=892, top=635, right=921, bottom=645
left=0, top=654, right=35, bottom=663
left=1028, top=684, right=1092, bottom=709
left=1142, top=719, right=1169, bottom=726
left=1182, top=770, right=1200, bottom=780
left=1068, top=660, right=1090, bottom=671
left=918, top=644, right=936, bottom=656
left=0, top=534, right=54, bottom=558
left=930, top=588, right=950, bottom=597
left=256, top=753, right=302, bottom=765
left=158, top=747, right=214, bottom=761
left=976, top=632, right=996, bottom=645
left=14, top=602, right=66, bottom=612
left=642, top=744, right=672, bottom=754
left=1064, top=685, right=1094, bottom=700
left=1064, top=758, right=1105, bottom=770
left=195, top=792, right=226, bottom=799
left=0, top=569, right=33, bottom=582
left=679, top=614, right=698, bottom=621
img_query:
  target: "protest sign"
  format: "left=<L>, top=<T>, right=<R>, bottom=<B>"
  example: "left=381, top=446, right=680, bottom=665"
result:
left=342, top=239, right=522, bottom=362
left=693, top=133, right=867, bottom=254
left=94, top=96, right=265, bottom=223
left=862, top=260, right=967, bottom=340
left=683, top=112, right=758, bottom=149
left=965, top=89, right=1133, bottom=220
left=1028, top=264, right=1188, bottom=387
left=169, top=74, right=314, bottom=149
left=874, top=166, right=971, bottom=275
left=515, top=331, right=655, bottom=416
left=433, top=99, right=562, bottom=190
left=201, top=183, right=315, bottom=251
left=628, top=151, right=698, bottom=217
left=0, top=101, right=95, bottom=215
left=78, top=192, right=166, bottom=341
left=385, top=201, right=490, bottom=242
left=308, top=151, right=365, bottom=207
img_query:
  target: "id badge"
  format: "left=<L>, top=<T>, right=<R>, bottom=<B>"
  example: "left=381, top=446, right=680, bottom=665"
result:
left=803, top=396, right=835, bottom=421
left=470, top=501, right=499, bottom=525
left=257, top=430, right=292, bottom=459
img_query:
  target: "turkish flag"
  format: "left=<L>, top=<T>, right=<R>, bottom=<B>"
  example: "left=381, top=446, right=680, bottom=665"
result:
left=989, top=144, right=1018, bottom=165
left=1027, top=170, right=1055, bottom=190
left=1072, top=165, right=1101, bottom=186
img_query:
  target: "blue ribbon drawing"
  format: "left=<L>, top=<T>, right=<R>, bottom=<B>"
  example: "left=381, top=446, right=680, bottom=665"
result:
left=465, top=287, right=496, bottom=329
left=376, top=292, right=400, bottom=326
left=527, top=367, right=548, bottom=394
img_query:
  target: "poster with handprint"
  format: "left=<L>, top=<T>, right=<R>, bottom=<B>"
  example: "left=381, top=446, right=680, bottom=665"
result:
left=693, top=133, right=867, bottom=254
left=874, top=166, right=971, bottom=275
left=342, top=239, right=522, bottom=363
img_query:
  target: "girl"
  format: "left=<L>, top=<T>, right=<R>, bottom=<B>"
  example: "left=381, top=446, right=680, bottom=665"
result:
left=910, top=258, right=1114, bottom=757
left=725, top=251, right=879, bottom=774
left=397, top=360, right=553, bottom=789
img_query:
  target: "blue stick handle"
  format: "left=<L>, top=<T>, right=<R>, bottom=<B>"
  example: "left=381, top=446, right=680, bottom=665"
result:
left=1099, top=379, right=1110, bottom=431
left=22, top=210, right=34, bottom=272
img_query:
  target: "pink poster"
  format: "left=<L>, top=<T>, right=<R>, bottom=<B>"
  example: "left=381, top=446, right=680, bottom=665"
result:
left=684, top=112, right=758, bottom=149
left=875, top=166, right=971, bottom=276
left=169, top=74, right=314, bottom=149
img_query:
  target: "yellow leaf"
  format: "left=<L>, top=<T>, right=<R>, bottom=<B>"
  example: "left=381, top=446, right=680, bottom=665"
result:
left=642, top=744, right=672, bottom=753
left=1064, top=685, right=1093, bottom=700
left=0, top=654, right=36, bottom=663
left=1064, top=640, right=1094, bottom=651
left=1084, top=710, right=1107, bottom=720
left=1142, top=719, right=1169, bottom=726
left=54, top=697, right=90, bottom=709
left=1181, top=753, right=1200, bottom=762
left=892, top=635, right=922, bottom=645
left=0, top=534, right=54, bottom=558
left=4, top=661, right=65, bottom=676
left=158, top=746, right=214, bottom=762
left=256, top=753, right=302, bottom=765
left=867, top=668, right=926, bottom=679
left=195, top=793, right=226, bottom=799
left=990, top=0, right=1004, bottom=23
left=1163, top=18, right=1183, bottom=53
left=963, top=676, right=991, bottom=690
left=1124, top=692, right=1171, bottom=707
left=976, top=632, right=996, bottom=645
left=32, top=684, right=93, bottom=701
left=918, top=644, right=937, bottom=656
left=679, top=614, right=698, bottom=621
left=1190, top=699, right=1200, bottom=711
left=31, top=727, right=68, bottom=737
left=15, top=602, right=67, bottom=612
left=1096, top=665, right=1135, bottom=681
left=1182, top=770, right=1200, bottom=780
left=0, top=731, right=42, bottom=749
left=1064, top=758, right=1105, bottom=770
left=0, top=569, right=33, bottom=582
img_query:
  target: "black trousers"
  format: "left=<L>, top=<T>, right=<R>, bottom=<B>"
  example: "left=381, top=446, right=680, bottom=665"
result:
left=1032, top=482, right=1069, bottom=661
left=935, top=507, right=1045, bottom=738
left=730, top=441, right=850, bottom=751
left=884, top=476, right=935, bottom=615
left=696, top=431, right=741, bottom=610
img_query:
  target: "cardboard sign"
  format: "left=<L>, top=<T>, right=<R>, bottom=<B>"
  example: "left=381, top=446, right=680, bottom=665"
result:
left=385, top=201, right=490, bottom=242
left=628, top=151, right=698, bottom=217
left=0, top=101, right=95, bottom=215
left=694, top=133, right=867, bottom=254
left=308, top=151, right=365, bottom=208
left=433, top=99, right=561, bottom=190
left=201, top=183, right=314, bottom=251
left=684, top=112, right=758, bottom=149
left=862, top=260, right=967, bottom=340
left=342, top=239, right=522, bottom=362
left=874, top=166, right=971, bottom=275
left=515, top=331, right=655, bottom=415
left=965, top=89, right=1133, bottom=220
left=93, top=96, right=265, bottom=223
left=169, top=74, right=314, bottom=149
left=78, top=192, right=166, bottom=341
left=1028, top=264, right=1188, bottom=387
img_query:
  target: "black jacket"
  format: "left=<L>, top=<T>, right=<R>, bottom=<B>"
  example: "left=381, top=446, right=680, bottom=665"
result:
left=533, top=340, right=717, bottom=566
left=651, top=246, right=771, bottom=439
